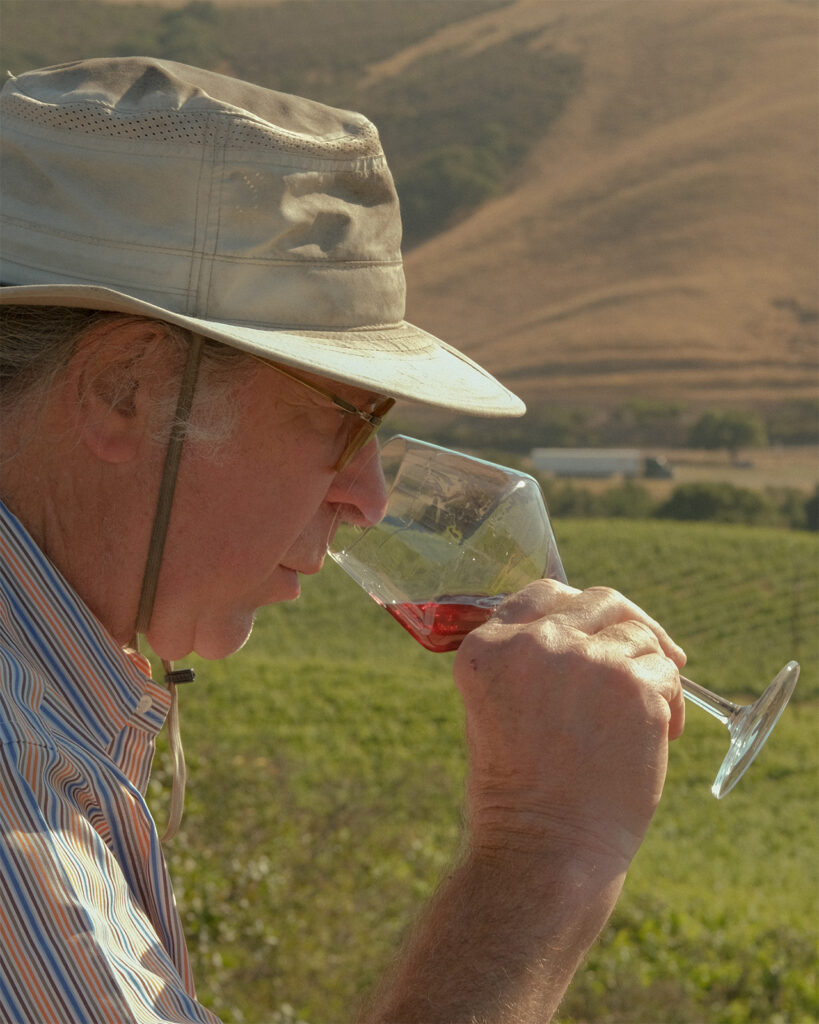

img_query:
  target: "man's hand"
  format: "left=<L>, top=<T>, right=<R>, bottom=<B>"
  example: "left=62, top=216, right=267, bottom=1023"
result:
left=365, top=580, right=686, bottom=1024
left=454, top=578, right=686, bottom=873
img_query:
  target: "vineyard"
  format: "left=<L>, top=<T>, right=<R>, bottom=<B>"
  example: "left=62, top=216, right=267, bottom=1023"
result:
left=556, top=520, right=817, bottom=698
left=147, top=518, right=818, bottom=1023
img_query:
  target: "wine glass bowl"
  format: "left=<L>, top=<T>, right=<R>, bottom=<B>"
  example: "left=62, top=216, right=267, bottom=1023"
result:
left=334, top=435, right=566, bottom=608
left=330, top=435, right=799, bottom=798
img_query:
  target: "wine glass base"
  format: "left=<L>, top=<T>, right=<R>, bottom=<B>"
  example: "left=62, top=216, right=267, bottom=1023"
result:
left=711, top=661, right=800, bottom=799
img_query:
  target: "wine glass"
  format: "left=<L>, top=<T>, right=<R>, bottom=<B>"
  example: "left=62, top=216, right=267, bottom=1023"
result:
left=330, top=435, right=799, bottom=799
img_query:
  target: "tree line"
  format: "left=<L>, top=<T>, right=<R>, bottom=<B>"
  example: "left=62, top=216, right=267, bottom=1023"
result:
left=399, top=399, right=818, bottom=458
left=539, top=478, right=818, bottom=532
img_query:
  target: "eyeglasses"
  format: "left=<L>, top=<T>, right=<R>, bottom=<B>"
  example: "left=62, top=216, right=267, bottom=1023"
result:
left=251, top=356, right=395, bottom=471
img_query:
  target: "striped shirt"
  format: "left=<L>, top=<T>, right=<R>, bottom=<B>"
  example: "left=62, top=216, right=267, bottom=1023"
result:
left=0, top=501, right=220, bottom=1023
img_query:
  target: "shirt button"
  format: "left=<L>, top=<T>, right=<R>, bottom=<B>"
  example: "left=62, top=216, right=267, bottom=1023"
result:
left=135, top=695, right=153, bottom=715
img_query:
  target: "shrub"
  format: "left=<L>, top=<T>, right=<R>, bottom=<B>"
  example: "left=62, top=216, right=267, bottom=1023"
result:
left=805, top=485, right=819, bottom=531
left=657, top=482, right=777, bottom=525
left=600, top=480, right=656, bottom=518
left=397, top=139, right=506, bottom=245
left=765, top=398, right=819, bottom=445
left=687, top=411, right=768, bottom=460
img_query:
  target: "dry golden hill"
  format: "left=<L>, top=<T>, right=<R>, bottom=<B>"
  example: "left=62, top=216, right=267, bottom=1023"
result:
left=389, top=0, right=818, bottom=412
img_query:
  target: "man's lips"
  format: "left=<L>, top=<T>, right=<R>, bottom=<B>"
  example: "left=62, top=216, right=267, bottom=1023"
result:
left=274, top=543, right=330, bottom=599
left=282, top=554, right=326, bottom=577
left=271, top=566, right=301, bottom=602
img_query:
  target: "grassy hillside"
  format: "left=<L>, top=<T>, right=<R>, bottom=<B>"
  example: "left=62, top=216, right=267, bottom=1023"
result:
left=400, top=0, right=818, bottom=412
left=1, top=0, right=815, bottom=417
left=146, top=519, right=818, bottom=1023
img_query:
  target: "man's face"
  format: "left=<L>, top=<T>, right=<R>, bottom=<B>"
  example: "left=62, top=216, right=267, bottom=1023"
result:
left=145, top=362, right=389, bottom=661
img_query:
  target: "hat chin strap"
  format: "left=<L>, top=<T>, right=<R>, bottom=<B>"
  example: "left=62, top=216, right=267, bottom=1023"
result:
left=134, top=333, right=204, bottom=841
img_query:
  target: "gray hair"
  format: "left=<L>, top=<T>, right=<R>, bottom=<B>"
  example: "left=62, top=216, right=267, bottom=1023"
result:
left=0, top=305, right=252, bottom=451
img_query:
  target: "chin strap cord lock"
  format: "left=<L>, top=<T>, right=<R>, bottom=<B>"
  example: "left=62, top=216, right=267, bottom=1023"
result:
left=164, top=666, right=196, bottom=685
left=160, top=659, right=196, bottom=843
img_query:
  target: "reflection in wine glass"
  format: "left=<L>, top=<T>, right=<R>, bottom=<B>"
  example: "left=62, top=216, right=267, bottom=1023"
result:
left=330, top=436, right=799, bottom=799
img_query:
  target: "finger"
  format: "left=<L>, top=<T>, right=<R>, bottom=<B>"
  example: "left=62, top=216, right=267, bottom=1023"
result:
left=594, top=618, right=666, bottom=659
left=488, top=581, right=687, bottom=669
left=555, top=586, right=687, bottom=667
left=627, top=651, right=686, bottom=742
left=584, top=620, right=680, bottom=699
left=490, top=578, right=582, bottom=624
left=590, top=621, right=686, bottom=738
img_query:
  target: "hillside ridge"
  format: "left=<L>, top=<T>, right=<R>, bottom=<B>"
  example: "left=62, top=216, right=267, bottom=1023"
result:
left=395, top=0, right=817, bottom=410
left=2, top=0, right=816, bottom=414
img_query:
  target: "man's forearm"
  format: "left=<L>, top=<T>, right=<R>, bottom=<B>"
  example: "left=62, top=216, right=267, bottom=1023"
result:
left=363, top=845, right=626, bottom=1024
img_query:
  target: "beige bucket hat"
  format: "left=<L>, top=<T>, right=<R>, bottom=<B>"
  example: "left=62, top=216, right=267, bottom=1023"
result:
left=0, top=56, right=524, bottom=417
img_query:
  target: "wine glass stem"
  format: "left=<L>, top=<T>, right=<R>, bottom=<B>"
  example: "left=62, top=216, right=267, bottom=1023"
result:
left=680, top=675, right=740, bottom=727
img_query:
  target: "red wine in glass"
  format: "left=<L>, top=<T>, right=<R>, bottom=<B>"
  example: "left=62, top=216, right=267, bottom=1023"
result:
left=385, top=595, right=507, bottom=653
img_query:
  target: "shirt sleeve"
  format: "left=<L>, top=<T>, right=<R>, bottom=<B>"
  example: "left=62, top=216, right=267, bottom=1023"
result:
left=0, top=741, right=222, bottom=1024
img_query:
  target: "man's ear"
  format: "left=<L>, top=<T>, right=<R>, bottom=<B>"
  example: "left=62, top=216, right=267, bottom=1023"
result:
left=64, top=317, right=172, bottom=465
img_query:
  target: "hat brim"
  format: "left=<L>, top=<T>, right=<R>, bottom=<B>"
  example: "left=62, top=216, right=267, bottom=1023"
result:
left=0, top=283, right=525, bottom=417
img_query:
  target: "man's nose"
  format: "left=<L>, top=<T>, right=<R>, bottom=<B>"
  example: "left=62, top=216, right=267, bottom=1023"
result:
left=326, top=439, right=388, bottom=527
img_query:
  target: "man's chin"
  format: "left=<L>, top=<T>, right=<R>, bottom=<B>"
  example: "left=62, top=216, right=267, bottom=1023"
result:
left=193, top=615, right=257, bottom=661
left=148, top=612, right=257, bottom=663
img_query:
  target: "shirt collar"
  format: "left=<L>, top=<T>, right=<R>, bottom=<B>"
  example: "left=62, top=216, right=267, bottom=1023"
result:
left=0, top=499, right=171, bottom=749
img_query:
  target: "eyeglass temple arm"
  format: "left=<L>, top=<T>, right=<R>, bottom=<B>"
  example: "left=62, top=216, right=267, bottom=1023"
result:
left=250, top=355, right=386, bottom=425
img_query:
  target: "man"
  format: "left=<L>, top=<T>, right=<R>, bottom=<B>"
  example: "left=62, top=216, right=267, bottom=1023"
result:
left=0, top=58, right=685, bottom=1023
